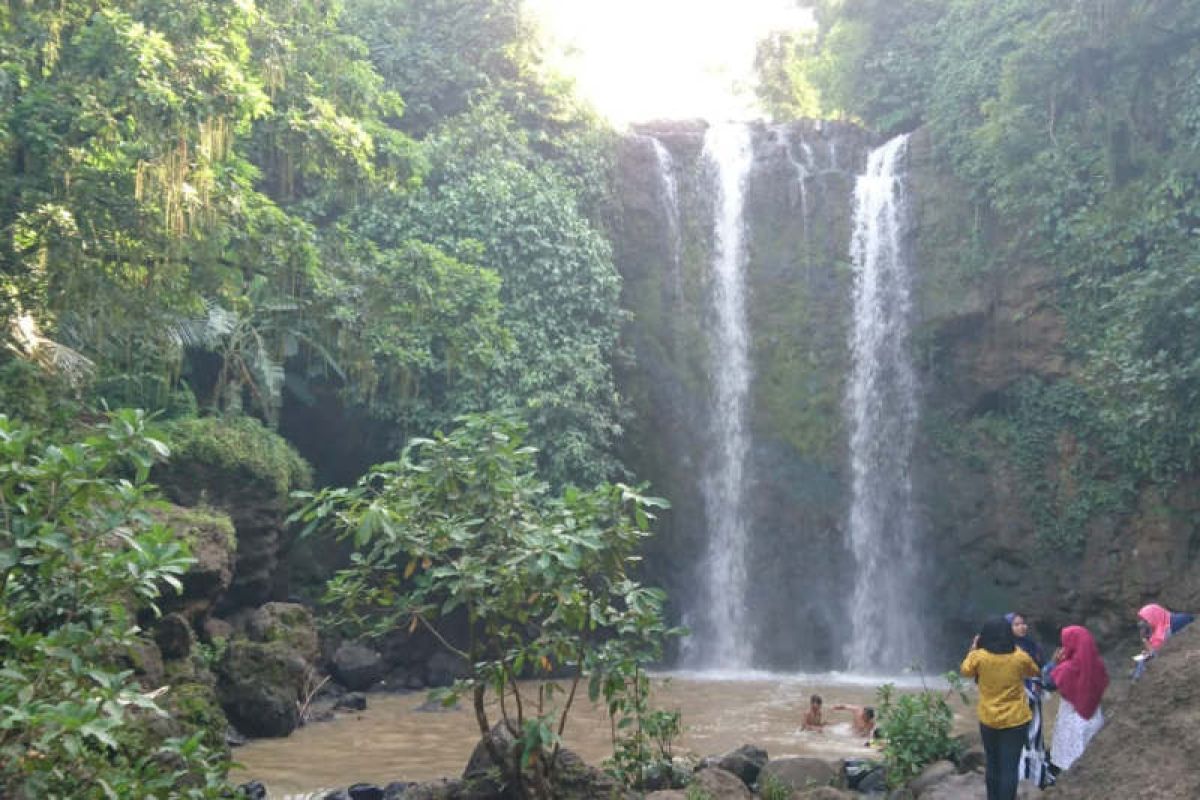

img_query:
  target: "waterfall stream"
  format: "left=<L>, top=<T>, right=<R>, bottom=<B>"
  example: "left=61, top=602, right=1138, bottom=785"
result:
left=696, top=123, right=756, bottom=669
left=844, top=134, right=924, bottom=672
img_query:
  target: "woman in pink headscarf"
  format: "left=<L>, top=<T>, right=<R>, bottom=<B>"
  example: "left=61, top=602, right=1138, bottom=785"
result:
left=1138, top=603, right=1193, bottom=654
left=1043, top=625, right=1108, bottom=771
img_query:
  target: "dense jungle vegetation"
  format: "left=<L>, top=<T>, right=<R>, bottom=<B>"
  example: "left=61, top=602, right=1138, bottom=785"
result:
left=0, top=0, right=623, bottom=488
left=0, top=0, right=644, bottom=795
left=757, top=0, right=1200, bottom=547
left=5, top=0, right=1200, bottom=793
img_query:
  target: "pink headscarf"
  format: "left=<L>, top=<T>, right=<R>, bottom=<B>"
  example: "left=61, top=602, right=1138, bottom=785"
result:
left=1051, top=625, right=1108, bottom=720
left=1138, top=603, right=1172, bottom=651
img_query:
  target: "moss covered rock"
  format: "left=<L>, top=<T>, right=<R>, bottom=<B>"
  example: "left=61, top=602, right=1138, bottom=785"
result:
left=243, top=602, right=319, bottom=662
left=216, top=638, right=307, bottom=738
left=155, top=504, right=236, bottom=624
left=156, top=416, right=312, bottom=611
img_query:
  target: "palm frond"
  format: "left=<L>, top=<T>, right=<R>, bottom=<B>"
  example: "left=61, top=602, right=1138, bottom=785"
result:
left=167, top=299, right=237, bottom=349
left=6, top=313, right=95, bottom=386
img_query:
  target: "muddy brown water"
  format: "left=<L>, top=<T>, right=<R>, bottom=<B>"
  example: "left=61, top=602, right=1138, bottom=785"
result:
left=233, top=672, right=997, bottom=797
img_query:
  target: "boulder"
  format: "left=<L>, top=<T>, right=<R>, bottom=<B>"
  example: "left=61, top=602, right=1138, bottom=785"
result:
left=403, top=779, right=465, bottom=800
left=379, top=625, right=439, bottom=668
left=912, top=773, right=985, bottom=799
left=154, top=612, right=196, bottom=660
left=334, top=692, right=368, bottom=712
left=155, top=505, right=236, bottom=623
left=715, top=743, right=768, bottom=787
left=797, top=789, right=855, bottom=799
left=855, top=766, right=887, bottom=794
left=380, top=665, right=420, bottom=691
left=162, top=680, right=229, bottom=752
left=203, top=616, right=234, bottom=643
left=427, top=650, right=469, bottom=687
left=462, top=722, right=515, bottom=787
left=154, top=417, right=311, bottom=612
left=909, top=760, right=956, bottom=796
left=125, top=639, right=165, bottom=689
left=689, top=767, right=752, bottom=800
left=332, top=641, right=386, bottom=691
left=383, top=782, right=417, bottom=799
left=347, top=785, right=385, bottom=800
left=237, top=781, right=267, bottom=799
left=957, top=744, right=985, bottom=774
left=216, top=638, right=307, bottom=737
left=461, top=723, right=625, bottom=799
left=244, top=601, right=319, bottom=661
left=760, top=757, right=840, bottom=792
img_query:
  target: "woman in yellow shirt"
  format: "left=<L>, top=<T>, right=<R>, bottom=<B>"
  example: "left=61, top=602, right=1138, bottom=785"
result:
left=961, top=616, right=1041, bottom=800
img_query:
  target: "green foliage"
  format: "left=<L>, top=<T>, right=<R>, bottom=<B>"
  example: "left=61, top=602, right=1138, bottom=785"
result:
left=372, top=107, right=626, bottom=486
left=163, top=414, right=311, bottom=498
left=2, top=0, right=629, bottom=489
left=875, top=672, right=969, bottom=788
left=934, top=379, right=1136, bottom=551
left=778, top=0, right=1200, bottom=545
left=756, top=0, right=943, bottom=131
left=0, top=410, right=231, bottom=797
left=312, top=235, right=509, bottom=435
left=758, top=771, right=794, bottom=800
left=1, top=0, right=280, bottom=406
left=294, top=413, right=677, bottom=800
left=0, top=356, right=80, bottom=429
left=602, top=669, right=686, bottom=790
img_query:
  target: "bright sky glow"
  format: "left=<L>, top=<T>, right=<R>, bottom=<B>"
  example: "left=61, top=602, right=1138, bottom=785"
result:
left=526, top=0, right=815, bottom=127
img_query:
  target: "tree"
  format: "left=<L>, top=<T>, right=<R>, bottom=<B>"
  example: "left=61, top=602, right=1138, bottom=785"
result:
left=367, top=108, right=626, bottom=486
left=294, top=413, right=677, bottom=799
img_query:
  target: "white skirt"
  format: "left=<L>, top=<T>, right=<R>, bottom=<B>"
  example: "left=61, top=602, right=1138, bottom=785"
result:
left=1050, top=698, right=1104, bottom=770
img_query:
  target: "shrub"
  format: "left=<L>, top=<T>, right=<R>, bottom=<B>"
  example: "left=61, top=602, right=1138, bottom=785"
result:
left=875, top=672, right=968, bottom=787
left=0, top=410, right=232, bottom=797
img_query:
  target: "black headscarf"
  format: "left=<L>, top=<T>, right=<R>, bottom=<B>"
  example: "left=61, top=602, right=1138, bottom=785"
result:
left=978, top=616, right=1016, bottom=654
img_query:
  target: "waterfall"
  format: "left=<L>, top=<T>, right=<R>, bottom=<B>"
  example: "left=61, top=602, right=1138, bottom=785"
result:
left=695, top=123, right=755, bottom=669
left=845, top=134, right=924, bottom=672
left=648, top=137, right=683, bottom=298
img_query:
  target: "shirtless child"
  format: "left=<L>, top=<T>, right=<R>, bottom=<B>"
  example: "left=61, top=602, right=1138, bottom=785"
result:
left=831, top=703, right=876, bottom=739
left=801, top=694, right=825, bottom=731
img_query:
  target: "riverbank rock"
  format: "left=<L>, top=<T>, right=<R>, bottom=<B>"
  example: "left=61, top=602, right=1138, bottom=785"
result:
left=404, top=779, right=465, bottom=800
left=334, top=691, right=368, bottom=711
left=333, top=640, right=386, bottom=690
left=460, top=722, right=628, bottom=799
left=908, top=760, right=956, bottom=795
left=216, top=638, right=307, bottom=737
left=711, top=743, right=768, bottom=787
left=243, top=601, right=319, bottom=660
left=427, top=650, right=469, bottom=687
left=759, top=757, right=840, bottom=792
left=154, top=612, right=196, bottom=660
left=154, top=505, right=236, bottom=623
left=796, top=788, right=854, bottom=800
left=155, top=417, right=311, bottom=612
left=689, top=767, right=752, bottom=799
left=1046, top=625, right=1200, bottom=799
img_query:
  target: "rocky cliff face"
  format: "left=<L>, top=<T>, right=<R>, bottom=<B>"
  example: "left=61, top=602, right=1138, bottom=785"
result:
left=905, top=126, right=1200, bottom=655
left=614, top=121, right=1198, bottom=668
